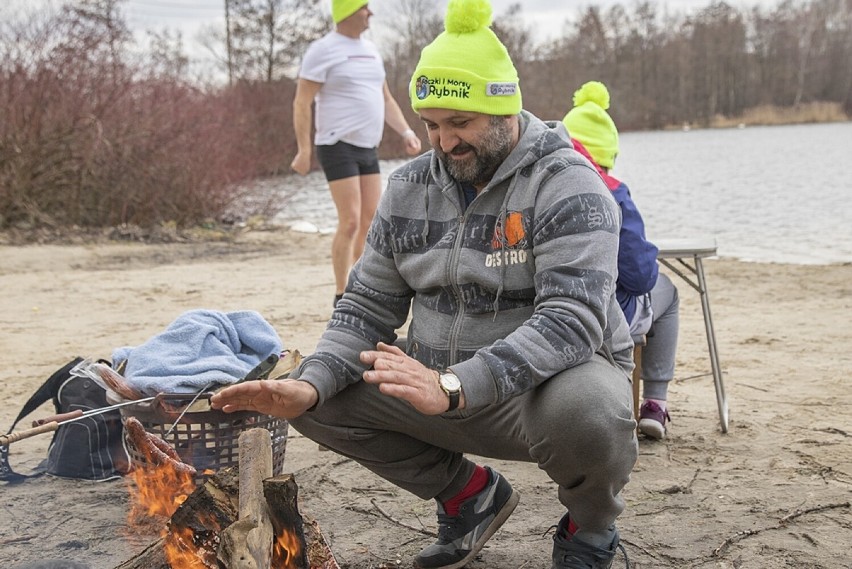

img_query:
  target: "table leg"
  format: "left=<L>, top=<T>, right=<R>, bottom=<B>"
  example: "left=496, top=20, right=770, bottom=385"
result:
left=694, top=257, right=729, bottom=433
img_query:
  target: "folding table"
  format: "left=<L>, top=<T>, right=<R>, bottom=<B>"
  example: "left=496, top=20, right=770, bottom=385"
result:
left=654, top=238, right=729, bottom=433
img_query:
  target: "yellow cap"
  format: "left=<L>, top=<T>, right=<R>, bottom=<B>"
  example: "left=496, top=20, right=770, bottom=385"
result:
left=410, top=0, right=521, bottom=115
left=562, top=81, right=619, bottom=169
left=332, top=0, right=368, bottom=24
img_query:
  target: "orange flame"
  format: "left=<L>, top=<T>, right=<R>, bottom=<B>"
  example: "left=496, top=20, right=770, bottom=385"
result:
left=163, top=514, right=222, bottom=569
left=273, top=527, right=303, bottom=569
left=128, top=462, right=196, bottom=519
left=126, top=452, right=208, bottom=568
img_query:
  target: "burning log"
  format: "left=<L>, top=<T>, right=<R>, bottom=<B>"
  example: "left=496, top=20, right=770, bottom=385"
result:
left=116, top=469, right=239, bottom=569
left=116, top=428, right=340, bottom=569
left=265, top=475, right=310, bottom=568
left=300, top=515, right=341, bottom=569
left=115, top=537, right=168, bottom=569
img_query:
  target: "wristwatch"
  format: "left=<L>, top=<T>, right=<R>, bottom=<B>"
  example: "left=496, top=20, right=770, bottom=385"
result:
left=438, top=370, right=462, bottom=412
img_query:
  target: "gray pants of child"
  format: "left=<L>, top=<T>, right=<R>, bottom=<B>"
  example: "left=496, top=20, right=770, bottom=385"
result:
left=291, top=353, right=638, bottom=533
left=642, top=272, right=680, bottom=401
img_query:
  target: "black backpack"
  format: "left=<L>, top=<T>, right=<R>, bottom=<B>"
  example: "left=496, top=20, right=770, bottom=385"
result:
left=0, top=357, right=131, bottom=483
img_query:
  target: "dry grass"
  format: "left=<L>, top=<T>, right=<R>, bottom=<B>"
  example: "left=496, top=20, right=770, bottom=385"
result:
left=708, top=102, right=849, bottom=128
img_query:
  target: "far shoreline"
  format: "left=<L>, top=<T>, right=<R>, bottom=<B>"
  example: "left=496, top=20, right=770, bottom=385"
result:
left=2, top=226, right=850, bottom=268
left=660, top=101, right=849, bottom=131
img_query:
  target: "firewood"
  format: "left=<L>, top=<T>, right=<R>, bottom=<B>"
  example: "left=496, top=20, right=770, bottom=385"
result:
left=264, top=475, right=310, bottom=569
left=117, top=457, right=339, bottom=569
left=116, top=470, right=239, bottom=569
left=302, top=514, right=343, bottom=569
left=217, top=428, right=274, bottom=569
left=113, top=537, right=168, bottom=569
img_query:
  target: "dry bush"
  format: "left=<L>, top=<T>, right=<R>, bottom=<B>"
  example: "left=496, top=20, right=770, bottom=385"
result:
left=0, top=2, right=293, bottom=232
left=222, top=80, right=298, bottom=177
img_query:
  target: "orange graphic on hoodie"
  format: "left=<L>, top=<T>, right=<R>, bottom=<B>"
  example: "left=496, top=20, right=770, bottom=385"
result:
left=492, top=211, right=526, bottom=249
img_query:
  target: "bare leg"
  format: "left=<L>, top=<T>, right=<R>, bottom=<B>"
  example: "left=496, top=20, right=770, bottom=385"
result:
left=328, top=174, right=383, bottom=294
left=353, top=173, right=382, bottom=263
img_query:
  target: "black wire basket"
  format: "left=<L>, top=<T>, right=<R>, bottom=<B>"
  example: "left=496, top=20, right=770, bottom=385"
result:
left=120, top=393, right=288, bottom=483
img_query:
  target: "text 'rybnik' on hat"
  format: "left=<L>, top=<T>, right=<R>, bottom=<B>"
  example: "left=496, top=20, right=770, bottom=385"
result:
left=409, top=0, right=522, bottom=116
left=331, top=0, right=368, bottom=24
left=562, top=81, right=620, bottom=169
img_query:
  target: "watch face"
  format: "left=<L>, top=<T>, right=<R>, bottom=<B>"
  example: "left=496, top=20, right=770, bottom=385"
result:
left=440, top=373, right=461, bottom=392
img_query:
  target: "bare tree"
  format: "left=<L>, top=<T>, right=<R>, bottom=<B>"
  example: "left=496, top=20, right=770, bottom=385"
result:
left=201, top=0, right=330, bottom=84
left=492, top=3, right=534, bottom=68
left=381, top=0, right=443, bottom=87
left=380, top=0, right=443, bottom=116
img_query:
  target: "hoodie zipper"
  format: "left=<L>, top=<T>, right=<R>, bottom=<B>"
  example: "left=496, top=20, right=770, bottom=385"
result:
left=445, top=185, right=469, bottom=366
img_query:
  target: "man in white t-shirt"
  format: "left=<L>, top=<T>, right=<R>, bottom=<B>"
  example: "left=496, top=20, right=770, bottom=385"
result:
left=291, top=0, right=421, bottom=308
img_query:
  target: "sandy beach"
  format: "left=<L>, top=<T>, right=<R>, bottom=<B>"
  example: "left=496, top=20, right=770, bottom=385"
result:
left=1, top=228, right=850, bottom=568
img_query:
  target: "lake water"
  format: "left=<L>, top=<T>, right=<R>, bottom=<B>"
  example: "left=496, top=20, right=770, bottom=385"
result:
left=266, top=121, right=852, bottom=265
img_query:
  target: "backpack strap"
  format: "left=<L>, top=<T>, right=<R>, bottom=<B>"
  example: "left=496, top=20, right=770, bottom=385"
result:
left=1, top=357, right=84, bottom=482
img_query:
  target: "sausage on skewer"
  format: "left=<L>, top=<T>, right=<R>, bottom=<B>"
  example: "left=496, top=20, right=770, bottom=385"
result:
left=124, top=416, right=196, bottom=476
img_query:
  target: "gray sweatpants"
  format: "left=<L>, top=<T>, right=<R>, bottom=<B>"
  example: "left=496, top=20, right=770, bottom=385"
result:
left=291, top=354, right=638, bottom=533
left=642, top=272, right=680, bottom=401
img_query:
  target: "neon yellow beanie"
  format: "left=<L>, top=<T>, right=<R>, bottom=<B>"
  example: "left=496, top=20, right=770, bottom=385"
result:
left=562, top=81, right=619, bottom=169
left=410, top=0, right=521, bottom=115
left=332, top=0, right=368, bottom=24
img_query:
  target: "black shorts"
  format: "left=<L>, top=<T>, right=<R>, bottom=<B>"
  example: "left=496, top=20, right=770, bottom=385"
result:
left=315, top=141, right=380, bottom=182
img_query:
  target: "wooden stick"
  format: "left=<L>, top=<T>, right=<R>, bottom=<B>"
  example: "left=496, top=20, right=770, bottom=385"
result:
left=218, top=428, right=274, bottom=569
left=370, top=498, right=438, bottom=537
left=714, top=501, right=850, bottom=556
left=32, top=410, right=83, bottom=427
left=0, top=421, right=60, bottom=445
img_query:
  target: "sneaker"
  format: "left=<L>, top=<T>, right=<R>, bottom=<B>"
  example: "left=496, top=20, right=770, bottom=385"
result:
left=638, top=400, right=671, bottom=440
left=551, top=513, right=623, bottom=569
left=415, top=466, right=519, bottom=569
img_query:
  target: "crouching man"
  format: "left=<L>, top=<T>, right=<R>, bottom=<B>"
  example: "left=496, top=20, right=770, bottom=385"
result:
left=212, top=0, right=638, bottom=567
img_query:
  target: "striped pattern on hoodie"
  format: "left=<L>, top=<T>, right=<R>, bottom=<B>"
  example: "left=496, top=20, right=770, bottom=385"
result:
left=293, top=111, right=634, bottom=411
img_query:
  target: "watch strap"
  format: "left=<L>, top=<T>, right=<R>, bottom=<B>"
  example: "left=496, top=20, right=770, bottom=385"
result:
left=446, top=387, right=460, bottom=412
left=439, top=370, right=461, bottom=412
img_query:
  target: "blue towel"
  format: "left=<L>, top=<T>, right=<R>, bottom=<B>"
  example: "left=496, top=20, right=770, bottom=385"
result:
left=111, top=309, right=283, bottom=395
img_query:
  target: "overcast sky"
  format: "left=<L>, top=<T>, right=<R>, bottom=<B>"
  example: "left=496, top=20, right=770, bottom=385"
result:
left=114, top=0, right=769, bottom=46
left=8, top=0, right=773, bottom=75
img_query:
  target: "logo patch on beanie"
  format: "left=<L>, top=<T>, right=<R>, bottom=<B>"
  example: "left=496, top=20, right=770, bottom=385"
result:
left=415, top=76, right=430, bottom=100
left=487, top=82, right=517, bottom=97
left=415, top=75, right=471, bottom=101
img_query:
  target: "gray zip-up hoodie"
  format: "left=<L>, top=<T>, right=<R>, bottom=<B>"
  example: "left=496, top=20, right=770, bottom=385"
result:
left=294, top=111, right=634, bottom=411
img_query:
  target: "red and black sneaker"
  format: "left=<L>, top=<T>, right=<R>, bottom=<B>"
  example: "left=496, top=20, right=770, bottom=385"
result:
left=551, top=512, right=625, bottom=569
left=415, top=466, right=519, bottom=569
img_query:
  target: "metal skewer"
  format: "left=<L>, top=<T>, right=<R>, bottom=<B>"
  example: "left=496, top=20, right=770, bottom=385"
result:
left=1, top=396, right=157, bottom=446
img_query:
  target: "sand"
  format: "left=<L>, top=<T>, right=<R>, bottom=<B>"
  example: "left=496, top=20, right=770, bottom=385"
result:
left=0, top=229, right=850, bottom=568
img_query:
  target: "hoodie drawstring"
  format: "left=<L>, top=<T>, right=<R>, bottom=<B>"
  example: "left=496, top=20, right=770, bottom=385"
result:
left=421, top=177, right=431, bottom=243
left=492, top=172, right=519, bottom=319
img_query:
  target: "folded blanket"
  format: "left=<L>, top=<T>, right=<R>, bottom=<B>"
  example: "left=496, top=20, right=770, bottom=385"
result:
left=111, top=309, right=283, bottom=395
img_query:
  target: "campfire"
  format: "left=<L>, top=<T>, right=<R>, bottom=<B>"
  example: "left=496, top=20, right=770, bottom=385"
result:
left=118, top=427, right=339, bottom=569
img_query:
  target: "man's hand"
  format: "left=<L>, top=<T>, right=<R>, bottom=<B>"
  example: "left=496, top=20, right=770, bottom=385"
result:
left=403, top=130, right=422, bottom=156
left=210, top=379, right=318, bottom=420
left=290, top=150, right=311, bottom=176
left=360, top=342, right=461, bottom=415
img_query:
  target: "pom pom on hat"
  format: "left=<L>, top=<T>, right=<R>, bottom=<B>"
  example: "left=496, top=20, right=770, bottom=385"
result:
left=573, top=81, right=610, bottom=110
left=331, top=0, right=368, bottom=24
left=445, top=0, right=492, bottom=33
left=409, top=0, right=521, bottom=115
left=563, top=81, right=619, bottom=169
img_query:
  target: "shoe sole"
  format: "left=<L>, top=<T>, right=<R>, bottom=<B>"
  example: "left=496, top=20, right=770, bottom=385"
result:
left=638, top=418, right=666, bottom=440
left=419, top=489, right=520, bottom=569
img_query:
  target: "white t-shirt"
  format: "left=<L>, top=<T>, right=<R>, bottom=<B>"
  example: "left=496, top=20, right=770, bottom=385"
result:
left=299, top=32, right=386, bottom=148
